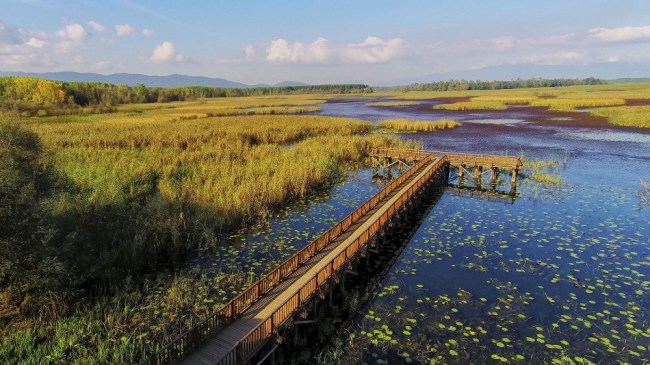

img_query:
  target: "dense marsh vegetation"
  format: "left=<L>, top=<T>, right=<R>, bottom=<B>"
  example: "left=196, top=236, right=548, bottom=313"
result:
left=378, top=119, right=461, bottom=132
left=1, top=77, right=649, bottom=364
left=0, top=76, right=370, bottom=116
left=0, top=94, right=402, bottom=364
left=388, top=82, right=650, bottom=127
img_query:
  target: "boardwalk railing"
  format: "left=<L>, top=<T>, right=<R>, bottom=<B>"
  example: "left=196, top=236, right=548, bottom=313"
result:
left=220, top=155, right=449, bottom=364
left=143, top=151, right=441, bottom=365
left=371, top=147, right=523, bottom=169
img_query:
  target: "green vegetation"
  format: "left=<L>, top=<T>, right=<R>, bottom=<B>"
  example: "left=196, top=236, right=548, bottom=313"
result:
left=432, top=100, right=507, bottom=110
left=590, top=106, right=650, bottom=128
left=0, top=97, right=401, bottom=364
left=529, top=98, right=626, bottom=111
left=378, top=119, right=461, bottom=132
left=522, top=158, right=562, bottom=185
left=366, top=101, right=419, bottom=107
left=0, top=76, right=370, bottom=116
left=389, top=82, right=650, bottom=128
left=391, top=77, right=605, bottom=92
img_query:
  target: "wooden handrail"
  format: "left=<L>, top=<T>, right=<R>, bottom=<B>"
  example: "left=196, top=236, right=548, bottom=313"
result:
left=142, top=152, right=440, bottom=365
left=223, top=156, right=448, bottom=364
left=371, top=147, right=522, bottom=169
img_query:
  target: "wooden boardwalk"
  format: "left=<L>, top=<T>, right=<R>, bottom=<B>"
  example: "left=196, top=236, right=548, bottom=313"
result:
left=371, top=147, right=523, bottom=191
left=143, top=148, right=518, bottom=365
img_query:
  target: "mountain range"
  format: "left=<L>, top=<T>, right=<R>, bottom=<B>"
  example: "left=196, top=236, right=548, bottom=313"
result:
left=0, top=71, right=309, bottom=88
left=2, top=62, right=649, bottom=88
left=381, top=62, right=650, bottom=86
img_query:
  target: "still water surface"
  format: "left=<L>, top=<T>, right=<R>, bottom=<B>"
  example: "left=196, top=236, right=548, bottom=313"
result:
left=198, top=100, right=649, bottom=364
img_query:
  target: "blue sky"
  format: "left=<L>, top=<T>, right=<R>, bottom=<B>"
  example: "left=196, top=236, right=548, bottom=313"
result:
left=2, top=0, right=650, bottom=84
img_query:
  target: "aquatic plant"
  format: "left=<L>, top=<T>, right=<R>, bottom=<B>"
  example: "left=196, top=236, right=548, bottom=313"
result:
left=432, top=100, right=508, bottom=110
left=590, top=106, right=650, bottom=128
left=378, top=119, right=461, bottom=132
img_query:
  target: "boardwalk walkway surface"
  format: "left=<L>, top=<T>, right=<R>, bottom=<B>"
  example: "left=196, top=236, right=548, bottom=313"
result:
left=179, top=158, right=430, bottom=365
left=144, top=148, right=518, bottom=365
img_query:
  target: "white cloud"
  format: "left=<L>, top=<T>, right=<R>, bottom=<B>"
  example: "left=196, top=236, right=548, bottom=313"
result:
left=115, top=24, right=136, bottom=37
left=87, top=20, right=106, bottom=33
left=26, top=37, right=46, bottom=48
left=150, top=41, right=184, bottom=63
left=142, top=28, right=154, bottom=37
left=266, top=37, right=329, bottom=64
left=244, top=44, right=255, bottom=61
left=519, top=33, right=576, bottom=47
left=55, top=23, right=87, bottom=52
left=589, top=25, right=650, bottom=42
left=56, top=23, right=87, bottom=43
left=341, top=36, right=405, bottom=64
left=517, top=51, right=587, bottom=65
left=265, top=36, right=405, bottom=64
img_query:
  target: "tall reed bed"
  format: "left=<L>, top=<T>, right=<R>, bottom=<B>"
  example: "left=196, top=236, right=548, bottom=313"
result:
left=378, top=119, right=461, bottom=132
left=590, top=106, right=650, bottom=127
left=0, top=112, right=400, bottom=365
left=432, top=100, right=507, bottom=110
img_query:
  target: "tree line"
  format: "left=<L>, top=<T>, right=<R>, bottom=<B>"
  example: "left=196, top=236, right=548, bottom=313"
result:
left=0, top=76, right=372, bottom=116
left=389, top=77, right=606, bottom=92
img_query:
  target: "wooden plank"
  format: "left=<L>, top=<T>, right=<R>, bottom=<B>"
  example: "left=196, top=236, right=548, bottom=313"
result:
left=177, top=157, right=444, bottom=365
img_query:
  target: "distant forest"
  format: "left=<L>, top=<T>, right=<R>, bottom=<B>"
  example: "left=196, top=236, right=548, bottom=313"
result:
left=0, top=76, right=608, bottom=116
left=0, top=76, right=372, bottom=116
left=392, top=77, right=606, bottom=92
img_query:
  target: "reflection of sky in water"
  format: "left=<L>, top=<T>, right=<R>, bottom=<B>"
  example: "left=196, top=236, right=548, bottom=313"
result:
left=461, top=118, right=527, bottom=126
left=307, top=99, right=650, bottom=365
left=565, top=130, right=650, bottom=143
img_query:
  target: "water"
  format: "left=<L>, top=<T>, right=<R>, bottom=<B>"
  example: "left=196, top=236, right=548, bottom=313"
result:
left=194, top=99, right=649, bottom=364
left=312, top=100, right=650, bottom=364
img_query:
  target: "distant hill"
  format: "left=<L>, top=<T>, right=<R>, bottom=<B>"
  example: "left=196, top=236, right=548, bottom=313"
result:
left=381, top=62, right=650, bottom=86
left=0, top=71, right=310, bottom=89
left=609, top=77, right=650, bottom=83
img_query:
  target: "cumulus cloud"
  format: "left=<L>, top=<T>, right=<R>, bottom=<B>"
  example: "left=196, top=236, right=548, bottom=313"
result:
left=87, top=20, right=106, bottom=33
left=0, top=23, right=52, bottom=68
left=142, top=28, right=154, bottom=37
left=115, top=24, right=136, bottom=36
left=589, top=25, right=650, bottom=42
left=265, top=36, right=405, bottom=64
left=341, top=36, right=405, bottom=64
left=55, top=23, right=87, bottom=52
left=266, top=37, right=329, bottom=64
left=26, top=37, right=46, bottom=48
left=150, top=41, right=184, bottom=63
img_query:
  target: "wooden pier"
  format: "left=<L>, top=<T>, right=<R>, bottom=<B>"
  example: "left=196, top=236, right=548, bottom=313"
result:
left=371, top=147, right=522, bottom=193
left=143, top=148, right=520, bottom=365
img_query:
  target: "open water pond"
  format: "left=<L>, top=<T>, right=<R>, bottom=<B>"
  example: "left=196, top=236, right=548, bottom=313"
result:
left=191, top=99, right=649, bottom=364
left=313, top=100, right=650, bottom=364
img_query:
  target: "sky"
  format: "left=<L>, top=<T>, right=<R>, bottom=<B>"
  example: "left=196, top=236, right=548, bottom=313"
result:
left=2, top=0, right=650, bottom=84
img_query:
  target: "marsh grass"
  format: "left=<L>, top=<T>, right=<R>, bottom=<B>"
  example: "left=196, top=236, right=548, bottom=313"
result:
left=521, top=157, right=562, bottom=185
left=590, top=106, right=650, bottom=128
left=432, top=100, right=508, bottom=111
left=385, top=83, right=650, bottom=127
left=1, top=103, right=404, bottom=364
left=529, top=98, right=626, bottom=111
left=378, top=119, right=461, bottom=132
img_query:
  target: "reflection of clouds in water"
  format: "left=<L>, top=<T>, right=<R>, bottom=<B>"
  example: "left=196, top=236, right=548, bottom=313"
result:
left=565, top=130, right=650, bottom=143
left=463, top=119, right=526, bottom=126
